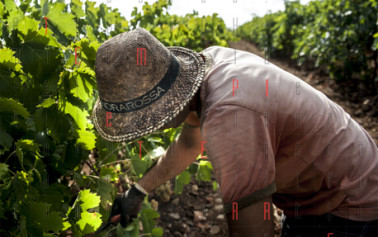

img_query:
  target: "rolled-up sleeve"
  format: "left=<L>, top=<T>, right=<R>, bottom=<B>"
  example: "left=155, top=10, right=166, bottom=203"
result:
left=201, top=104, right=276, bottom=214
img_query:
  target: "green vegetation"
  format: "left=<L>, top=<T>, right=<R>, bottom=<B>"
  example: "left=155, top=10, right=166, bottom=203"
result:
left=0, top=0, right=235, bottom=236
left=239, top=0, right=378, bottom=94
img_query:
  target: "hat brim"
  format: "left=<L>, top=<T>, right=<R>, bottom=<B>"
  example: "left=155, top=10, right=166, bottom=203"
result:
left=91, top=46, right=205, bottom=143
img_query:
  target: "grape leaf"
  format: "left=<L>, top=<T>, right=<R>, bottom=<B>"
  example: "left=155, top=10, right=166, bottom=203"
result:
left=37, top=98, right=55, bottom=108
left=6, top=8, right=24, bottom=30
left=0, top=163, right=9, bottom=181
left=0, top=123, right=13, bottom=150
left=174, top=170, right=190, bottom=194
left=70, top=0, right=85, bottom=18
left=195, top=160, right=212, bottom=182
left=76, top=211, right=102, bottom=234
left=76, top=129, right=96, bottom=150
left=0, top=97, right=29, bottom=118
left=70, top=71, right=94, bottom=102
left=85, top=25, right=97, bottom=42
left=96, top=177, right=116, bottom=208
left=62, top=101, right=89, bottom=130
left=131, top=155, right=149, bottom=176
left=22, top=201, right=64, bottom=232
left=0, top=48, right=23, bottom=73
left=0, top=2, right=5, bottom=19
left=46, top=2, right=77, bottom=37
left=85, top=1, right=100, bottom=30
left=16, top=139, right=40, bottom=155
left=140, top=208, right=160, bottom=234
left=14, top=18, right=62, bottom=82
left=79, top=189, right=101, bottom=211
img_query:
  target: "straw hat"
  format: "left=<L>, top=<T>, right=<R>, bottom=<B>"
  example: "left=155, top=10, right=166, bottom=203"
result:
left=91, top=28, right=205, bottom=142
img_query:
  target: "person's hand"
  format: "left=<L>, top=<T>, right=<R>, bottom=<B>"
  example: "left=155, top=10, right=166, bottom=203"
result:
left=109, top=185, right=146, bottom=228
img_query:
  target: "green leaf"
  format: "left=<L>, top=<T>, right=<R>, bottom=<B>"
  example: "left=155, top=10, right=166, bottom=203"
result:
left=212, top=181, right=218, bottom=191
left=14, top=18, right=62, bottom=81
left=0, top=48, right=23, bottom=73
left=140, top=208, right=160, bottom=233
left=131, top=155, right=149, bottom=176
left=76, top=211, right=102, bottom=233
left=62, top=221, right=71, bottom=231
left=0, top=128, right=13, bottom=150
left=17, top=17, right=60, bottom=48
left=121, top=218, right=139, bottom=236
left=70, top=70, right=94, bottom=102
left=37, top=98, right=55, bottom=108
left=196, top=160, right=212, bottom=182
left=34, top=106, right=71, bottom=143
left=0, top=163, right=9, bottom=181
left=0, top=98, right=29, bottom=118
left=7, top=8, right=24, bottom=30
left=4, top=0, right=17, bottom=12
left=96, top=177, right=116, bottom=208
left=174, top=170, right=190, bottom=194
left=99, top=166, right=118, bottom=181
left=79, top=189, right=101, bottom=211
left=70, top=0, right=85, bottom=18
left=95, top=136, right=118, bottom=165
left=152, top=227, right=164, bottom=237
left=62, top=101, right=89, bottom=130
left=15, top=146, right=24, bottom=170
left=16, top=139, right=40, bottom=154
left=85, top=25, right=97, bottom=42
left=46, top=2, right=77, bottom=37
left=76, top=129, right=96, bottom=150
left=22, top=201, right=64, bottom=232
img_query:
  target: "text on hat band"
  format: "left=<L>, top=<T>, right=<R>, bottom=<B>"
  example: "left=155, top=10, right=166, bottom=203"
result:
left=100, top=54, right=180, bottom=113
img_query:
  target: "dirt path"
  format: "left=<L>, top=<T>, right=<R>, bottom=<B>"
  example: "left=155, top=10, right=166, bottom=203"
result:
left=154, top=40, right=377, bottom=237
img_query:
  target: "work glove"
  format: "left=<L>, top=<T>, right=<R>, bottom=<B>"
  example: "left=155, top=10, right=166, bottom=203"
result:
left=109, top=184, right=146, bottom=228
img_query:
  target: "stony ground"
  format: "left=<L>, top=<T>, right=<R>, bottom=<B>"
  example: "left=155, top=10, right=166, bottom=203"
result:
left=152, top=40, right=377, bottom=237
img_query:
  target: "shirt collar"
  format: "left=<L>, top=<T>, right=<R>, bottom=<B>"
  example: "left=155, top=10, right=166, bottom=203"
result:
left=200, top=51, right=212, bottom=78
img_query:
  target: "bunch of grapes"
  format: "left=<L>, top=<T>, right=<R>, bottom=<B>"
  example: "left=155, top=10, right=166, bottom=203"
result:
left=154, top=180, right=173, bottom=203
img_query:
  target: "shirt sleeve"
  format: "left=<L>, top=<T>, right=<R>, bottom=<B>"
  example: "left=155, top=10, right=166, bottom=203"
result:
left=201, top=104, right=276, bottom=214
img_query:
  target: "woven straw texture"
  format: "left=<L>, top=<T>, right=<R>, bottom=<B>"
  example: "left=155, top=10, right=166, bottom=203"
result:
left=92, top=28, right=205, bottom=142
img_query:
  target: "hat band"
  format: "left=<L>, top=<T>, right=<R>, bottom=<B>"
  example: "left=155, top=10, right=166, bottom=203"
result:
left=100, top=55, right=180, bottom=113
